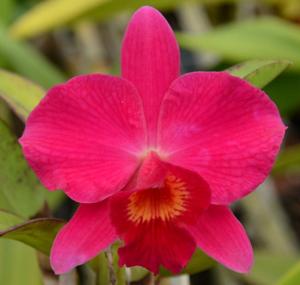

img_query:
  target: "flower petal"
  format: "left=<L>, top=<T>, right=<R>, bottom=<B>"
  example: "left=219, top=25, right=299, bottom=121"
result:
left=20, top=74, right=146, bottom=203
left=50, top=200, right=117, bottom=274
left=110, top=158, right=211, bottom=273
left=158, top=72, right=286, bottom=204
left=187, top=205, right=253, bottom=273
left=110, top=191, right=196, bottom=273
left=122, top=6, right=180, bottom=146
left=119, top=221, right=195, bottom=274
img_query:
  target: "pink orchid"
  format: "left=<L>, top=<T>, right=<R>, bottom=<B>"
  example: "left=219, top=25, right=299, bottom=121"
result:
left=20, top=6, right=285, bottom=275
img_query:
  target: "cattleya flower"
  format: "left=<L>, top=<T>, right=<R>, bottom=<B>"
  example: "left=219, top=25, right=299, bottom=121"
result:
left=20, top=6, right=285, bottom=274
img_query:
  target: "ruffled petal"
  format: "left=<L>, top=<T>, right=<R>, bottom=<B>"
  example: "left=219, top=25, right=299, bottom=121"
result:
left=50, top=200, right=117, bottom=274
left=110, top=156, right=210, bottom=273
left=110, top=192, right=196, bottom=274
left=118, top=220, right=195, bottom=274
left=187, top=205, right=253, bottom=273
left=158, top=72, right=286, bottom=204
left=20, top=74, right=146, bottom=203
left=122, top=6, right=180, bottom=146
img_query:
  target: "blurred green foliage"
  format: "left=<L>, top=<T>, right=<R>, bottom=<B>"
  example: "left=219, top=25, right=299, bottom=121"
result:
left=277, top=260, right=300, bottom=285
left=243, top=251, right=298, bottom=285
left=177, top=17, right=300, bottom=70
left=9, top=0, right=238, bottom=39
left=0, top=26, right=65, bottom=88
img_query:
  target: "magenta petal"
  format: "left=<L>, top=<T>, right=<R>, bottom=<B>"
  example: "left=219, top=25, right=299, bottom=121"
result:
left=122, top=6, right=180, bottom=145
left=110, top=192, right=196, bottom=274
left=158, top=72, right=286, bottom=204
left=118, top=221, right=195, bottom=274
left=20, top=74, right=146, bottom=203
left=50, top=200, right=117, bottom=274
left=110, top=156, right=210, bottom=273
left=187, top=205, right=253, bottom=273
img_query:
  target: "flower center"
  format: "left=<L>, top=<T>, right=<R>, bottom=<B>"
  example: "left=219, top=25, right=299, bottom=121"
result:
left=127, top=173, right=189, bottom=224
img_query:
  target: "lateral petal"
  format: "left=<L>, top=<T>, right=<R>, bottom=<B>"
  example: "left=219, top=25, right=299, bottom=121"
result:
left=20, top=74, right=146, bottom=203
left=187, top=205, right=253, bottom=273
left=158, top=72, right=285, bottom=204
left=50, top=200, right=117, bottom=274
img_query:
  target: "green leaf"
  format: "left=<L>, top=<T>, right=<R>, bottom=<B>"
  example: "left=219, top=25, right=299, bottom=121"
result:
left=227, top=60, right=300, bottom=116
left=227, top=60, right=292, bottom=88
left=0, top=68, right=44, bottom=121
left=0, top=25, right=65, bottom=88
left=0, top=120, right=45, bottom=218
left=10, top=0, right=238, bottom=39
left=0, top=218, right=65, bottom=255
left=277, top=260, right=300, bottom=285
left=0, top=209, right=23, bottom=231
left=177, top=17, right=300, bottom=70
left=0, top=239, right=43, bottom=285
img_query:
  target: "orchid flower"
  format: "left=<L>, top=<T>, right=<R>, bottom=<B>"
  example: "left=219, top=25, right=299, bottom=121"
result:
left=20, top=6, right=285, bottom=274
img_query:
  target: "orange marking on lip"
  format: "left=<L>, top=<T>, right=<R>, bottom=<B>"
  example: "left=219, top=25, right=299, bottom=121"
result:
left=127, top=172, right=189, bottom=224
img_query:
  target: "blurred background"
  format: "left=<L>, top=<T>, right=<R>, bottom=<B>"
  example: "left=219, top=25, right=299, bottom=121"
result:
left=0, top=0, right=300, bottom=284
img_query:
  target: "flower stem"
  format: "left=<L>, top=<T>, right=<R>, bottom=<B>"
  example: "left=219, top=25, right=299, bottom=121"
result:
left=105, top=247, right=117, bottom=285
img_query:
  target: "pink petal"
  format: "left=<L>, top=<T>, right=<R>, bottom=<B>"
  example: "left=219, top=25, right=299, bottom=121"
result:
left=50, top=199, right=117, bottom=274
left=20, top=74, right=146, bottom=203
left=122, top=6, right=180, bottom=146
left=187, top=205, right=253, bottom=273
left=158, top=72, right=286, bottom=204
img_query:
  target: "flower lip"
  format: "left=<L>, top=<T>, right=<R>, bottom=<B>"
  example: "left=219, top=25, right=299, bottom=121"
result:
left=110, top=156, right=211, bottom=273
left=127, top=172, right=190, bottom=224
